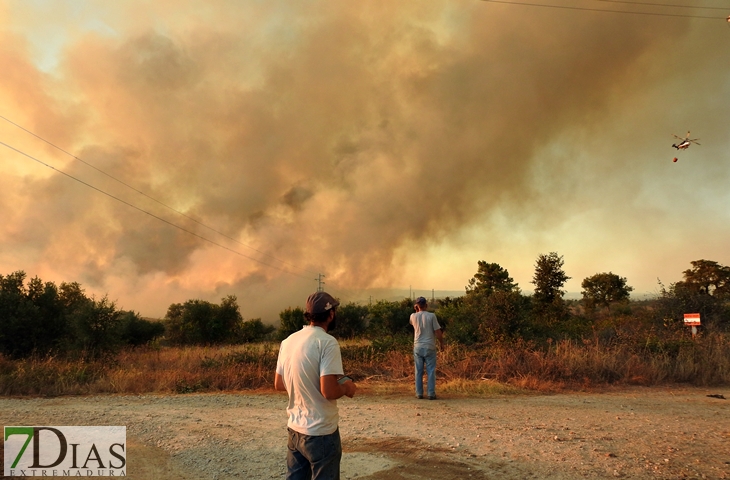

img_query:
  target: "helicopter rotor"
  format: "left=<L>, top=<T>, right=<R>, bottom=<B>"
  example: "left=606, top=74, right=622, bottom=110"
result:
left=672, top=132, right=700, bottom=145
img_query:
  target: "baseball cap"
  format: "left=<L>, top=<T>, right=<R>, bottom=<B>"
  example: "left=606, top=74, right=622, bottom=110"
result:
left=306, top=292, right=340, bottom=315
left=414, top=296, right=427, bottom=306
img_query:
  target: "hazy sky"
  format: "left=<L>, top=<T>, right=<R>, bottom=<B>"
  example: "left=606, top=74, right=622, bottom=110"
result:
left=1, top=1, right=729, bottom=322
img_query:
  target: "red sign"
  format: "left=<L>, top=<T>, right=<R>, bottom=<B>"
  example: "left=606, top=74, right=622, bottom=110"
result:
left=683, top=313, right=701, bottom=326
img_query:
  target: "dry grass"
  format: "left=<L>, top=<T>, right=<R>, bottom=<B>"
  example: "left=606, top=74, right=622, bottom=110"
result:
left=1, top=333, right=728, bottom=397
left=0, top=343, right=278, bottom=396
left=439, top=378, right=524, bottom=396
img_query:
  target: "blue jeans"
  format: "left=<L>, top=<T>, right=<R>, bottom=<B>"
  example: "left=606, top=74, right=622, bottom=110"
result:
left=413, top=344, right=437, bottom=397
left=287, top=428, right=341, bottom=480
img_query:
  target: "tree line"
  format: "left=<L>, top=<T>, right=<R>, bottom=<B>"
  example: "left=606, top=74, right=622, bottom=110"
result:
left=1, top=255, right=728, bottom=359
left=433, top=255, right=729, bottom=345
left=0, top=271, right=164, bottom=358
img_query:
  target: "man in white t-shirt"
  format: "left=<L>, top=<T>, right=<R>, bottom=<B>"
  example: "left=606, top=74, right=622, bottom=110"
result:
left=410, top=296, right=444, bottom=400
left=275, top=291, right=357, bottom=480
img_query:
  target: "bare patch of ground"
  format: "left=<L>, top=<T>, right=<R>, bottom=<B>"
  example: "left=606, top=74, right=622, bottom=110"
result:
left=2, top=386, right=729, bottom=479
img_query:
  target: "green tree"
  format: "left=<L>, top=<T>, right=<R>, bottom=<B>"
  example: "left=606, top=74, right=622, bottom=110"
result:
left=25, top=276, right=67, bottom=354
left=656, top=281, right=726, bottom=331
left=530, top=252, right=571, bottom=332
left=581, top=272, right=633, bottom=310
left=466, top=261, right=518, bottom=297
left=213, top=295, right=244, bottom=343
left=655, top=260, right=730, bottom=331
left=0, top=271, right=74, bottom=357
left=119, top=312, right=165, bottom=346
left=58, top=281, right=89, bottom=312
left=0, top=271, right=35, bottom=357
left=164, top=296, right=243, bottom=345
left=164, top=302, right=186, bottom=343
left=366, top=299, right=413, bottom=336
left=457, top=262, right=528, bottom=342
left=334, top=302, right=368, bottom=339
left=68, top=295, right=123, bottom=356
left=170, top=300, right=216, bottom=344
left=277, top=307, right=306, bottom=340
left=477, top=290, right=531, bottom=341
left=0, top=270, right=156, bottom=356
left=678, top=260, right=730, bottom=298
left=531, top=252, right=571, bottom=304
left=435, top=296, right=479, bottom=344
left=237, top=318, right=275, bottom=343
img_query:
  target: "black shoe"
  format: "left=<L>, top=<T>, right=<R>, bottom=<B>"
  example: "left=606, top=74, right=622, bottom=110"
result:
left=428, top=395, right=437, bottom=400
left=416, top=395, right=423, bottom=399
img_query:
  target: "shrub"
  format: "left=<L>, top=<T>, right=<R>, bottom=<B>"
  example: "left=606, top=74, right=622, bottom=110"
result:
left=67, top=296, right=123, bottom=357
left=236, top=318, right=275, bottom=343
left=119, top=312, right=165, bottom=346
left=164, top=296, right=243, bottom=345
left=366, top=299, right=413, bottom=337
left=277, top=307, right=305, bottom=340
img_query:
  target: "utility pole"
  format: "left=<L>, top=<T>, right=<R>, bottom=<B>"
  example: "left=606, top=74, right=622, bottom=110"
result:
left=315, top=273, right=326, bottom=292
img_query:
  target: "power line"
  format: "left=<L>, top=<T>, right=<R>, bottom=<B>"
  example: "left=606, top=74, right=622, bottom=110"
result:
left=0, top=139, right=315, bottom=281
left=477, top=0, right=726, bottom=19
left=598, top=0, right=730, bottom=11
left=0, top=115, right=320, bottom=277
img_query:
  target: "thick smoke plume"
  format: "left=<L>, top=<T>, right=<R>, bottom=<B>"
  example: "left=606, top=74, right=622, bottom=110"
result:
left=1, top=1, right=728, bottom=319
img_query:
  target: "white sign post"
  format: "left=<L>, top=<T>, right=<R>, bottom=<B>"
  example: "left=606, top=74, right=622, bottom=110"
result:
left=683, top=313, right=701, bottom=338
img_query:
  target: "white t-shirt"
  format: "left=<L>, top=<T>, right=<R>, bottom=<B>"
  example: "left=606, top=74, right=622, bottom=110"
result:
left=276, top=325, right=344, bottom=436
left=410, top=311, right=441, bottom=348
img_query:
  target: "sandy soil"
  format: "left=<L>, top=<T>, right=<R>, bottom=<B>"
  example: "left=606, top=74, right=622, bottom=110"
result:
left=2, top=386, right=729, bottom=479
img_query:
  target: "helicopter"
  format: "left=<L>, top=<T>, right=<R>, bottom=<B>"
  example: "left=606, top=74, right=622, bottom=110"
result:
left=672, top=132, right=700, bottom=151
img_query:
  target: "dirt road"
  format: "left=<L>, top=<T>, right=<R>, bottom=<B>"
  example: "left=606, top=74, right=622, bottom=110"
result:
left=2, top=386, right=728, bottom=479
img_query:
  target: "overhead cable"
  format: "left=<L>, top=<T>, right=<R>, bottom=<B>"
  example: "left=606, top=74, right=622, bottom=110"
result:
left=478, top=0, right=726, bottom=19
left=597, top=0, right=729, bottom=10
left=0, top=115, right=320, bottom=277
left=0, top=140, right=314, bottom=281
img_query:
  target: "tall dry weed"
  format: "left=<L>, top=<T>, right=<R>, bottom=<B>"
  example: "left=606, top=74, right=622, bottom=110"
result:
left=1, top=332, right=728, bottom=397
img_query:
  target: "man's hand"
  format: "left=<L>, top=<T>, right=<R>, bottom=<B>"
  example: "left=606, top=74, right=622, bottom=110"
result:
left=341, top=378, right=357, bottom=398
left=274, top=373, right=287, bottom=392
left=436, top=329, right=445, bottom=350
left=321, top=375, right=357, bottom=399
